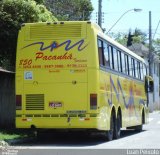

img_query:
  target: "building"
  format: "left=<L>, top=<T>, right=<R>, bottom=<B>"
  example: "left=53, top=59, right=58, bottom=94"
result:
left=128, top=43, right=160, bottom=112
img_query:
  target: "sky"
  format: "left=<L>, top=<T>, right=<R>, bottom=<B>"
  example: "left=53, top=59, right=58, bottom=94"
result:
left=90, top=0, right=160, bottom=38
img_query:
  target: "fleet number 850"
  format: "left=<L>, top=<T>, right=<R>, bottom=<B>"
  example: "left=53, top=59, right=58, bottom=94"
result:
left=19, top=59, right=32, bottom=65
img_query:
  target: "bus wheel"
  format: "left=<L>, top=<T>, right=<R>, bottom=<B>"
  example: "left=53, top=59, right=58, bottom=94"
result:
left=113, top=112, right=121, bottom=139
left=133, top=111, right=144, bottom=132
left=134, top=125, right=142, bottom=132
left=105, top=113, right=114, bottom=141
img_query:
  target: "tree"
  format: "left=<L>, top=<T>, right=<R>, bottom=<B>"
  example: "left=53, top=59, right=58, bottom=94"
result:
left=109, top=29, right=148, bottom=47
left=109, top=32, right=128, bottom=46
left=45, top=0, right=94, bottom=21
left=153, top=39, right=160, bottom=54
left=34, top=0, right=45, bottom=4
left=132, top=29, right=147, bottom=44
left=0, top=0, right=57, bottom=70
left=127, top=31, right=134, bottom=47
left=126, top=29, right=148, bottom=47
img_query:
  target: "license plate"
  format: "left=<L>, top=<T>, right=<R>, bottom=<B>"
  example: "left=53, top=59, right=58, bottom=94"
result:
left=49, top=102, right=62, bottom=108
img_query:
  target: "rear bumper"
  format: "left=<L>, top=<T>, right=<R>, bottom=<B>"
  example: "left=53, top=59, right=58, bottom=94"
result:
left=16, top=116, right=99, bottom=129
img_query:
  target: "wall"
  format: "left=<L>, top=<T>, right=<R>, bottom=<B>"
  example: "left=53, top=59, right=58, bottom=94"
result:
left=153, top=62, right=160, bottom=110
left=0, top=71, right=15, bottom=128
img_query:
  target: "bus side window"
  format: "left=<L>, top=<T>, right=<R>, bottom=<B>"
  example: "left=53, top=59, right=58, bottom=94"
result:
left=121, top=52, right=125, bottom=73
left=103, top=42, right=110, bottom=68
left=140, top=62, right=143, bottom=80
left=108, top=46, right=113, bottom=69
left=113, top=48, right=118, bottom=71
left=137, top=61, right=141, bottom=79
left=98, top=39, right=104, bottom=66
left=128, top=56, right=132, bottom=76
left=131, top=58, right=135, bottom=77
left=143, top=64, right=147, bottom=77
left=135, top=60, right=139, bottom=79
left=124, top=54, right=129, bottom=75
left=117, top=50, right=122, bottom=72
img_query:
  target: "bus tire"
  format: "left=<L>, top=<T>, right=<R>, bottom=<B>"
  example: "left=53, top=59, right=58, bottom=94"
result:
left=134, top=125, right=142, bottom=132
left=134, top=110, right=144, bottom=132
left=113, top=112, right=121, bottom=139
left=105, top=113, right=114, bottom=141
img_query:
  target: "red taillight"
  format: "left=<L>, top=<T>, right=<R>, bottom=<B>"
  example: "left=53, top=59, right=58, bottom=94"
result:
left=16, top=95, right=22, bottom=110
left=90, top=94, right=97, bottom=110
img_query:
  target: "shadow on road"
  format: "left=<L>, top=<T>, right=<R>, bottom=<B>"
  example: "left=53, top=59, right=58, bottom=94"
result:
left=12, top=129, right=146, bottom=147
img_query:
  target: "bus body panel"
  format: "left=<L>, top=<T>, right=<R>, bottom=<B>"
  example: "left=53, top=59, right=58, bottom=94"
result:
left=16, top=22, right=100, bottom=129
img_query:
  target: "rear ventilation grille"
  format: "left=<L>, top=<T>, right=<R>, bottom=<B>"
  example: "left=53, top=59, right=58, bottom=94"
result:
left=26, top=94, right=44, bottom=110
left=29, top=24, right=82, bottom=40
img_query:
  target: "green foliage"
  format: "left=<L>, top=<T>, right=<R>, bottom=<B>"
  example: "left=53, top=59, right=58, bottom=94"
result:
left=0, top=0, right=57, bottom=70
left=133, top=29, right=148, bottom=44
left=153, top=38, right=160, bottom=54
left=34, top=0, right=45, bottom=4
left=0, top=129, right=33, bottom=140
left=0, top=132, right=22, bottom=140
left=109, top=29, right=148, bottom=47
left=126, top=29, right=148, bottom=46
left=45, top=0, right=94, bottom=21
left=108, top=32, right=128, bottom=46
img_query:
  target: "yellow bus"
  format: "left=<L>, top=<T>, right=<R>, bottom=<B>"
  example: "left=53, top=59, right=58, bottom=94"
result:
left=16, top=21, right=153, bottom=140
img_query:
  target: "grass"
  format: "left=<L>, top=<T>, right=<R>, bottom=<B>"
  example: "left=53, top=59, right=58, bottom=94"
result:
left=0, top=129, right=32, bottom=140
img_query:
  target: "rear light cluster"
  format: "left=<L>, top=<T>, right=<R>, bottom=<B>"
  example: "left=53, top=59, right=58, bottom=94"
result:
left=90, top=94, right=97, bottom=110
left=16, top=95, right=22, bottom=110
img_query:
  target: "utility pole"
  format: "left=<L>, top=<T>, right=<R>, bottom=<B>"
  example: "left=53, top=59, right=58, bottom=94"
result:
left=98, top=0, right=102, bottom=28
left=149, top=11, right=152, bottom=76
left=148, top=11, right=154, bottom=113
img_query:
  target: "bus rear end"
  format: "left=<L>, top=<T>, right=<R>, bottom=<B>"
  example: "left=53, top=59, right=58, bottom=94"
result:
left=16, top=22, right=99, bottom=130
